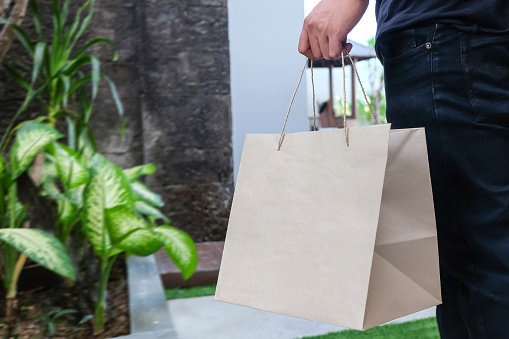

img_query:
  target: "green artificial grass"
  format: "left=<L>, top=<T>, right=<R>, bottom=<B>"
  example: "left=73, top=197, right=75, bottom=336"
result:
left=165, top=284, right=217, bottom=300
left=299, top=317, right=439, bottom=339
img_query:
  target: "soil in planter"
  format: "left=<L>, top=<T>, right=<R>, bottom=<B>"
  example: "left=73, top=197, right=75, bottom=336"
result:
left=0, top=256, right=129, bottom=338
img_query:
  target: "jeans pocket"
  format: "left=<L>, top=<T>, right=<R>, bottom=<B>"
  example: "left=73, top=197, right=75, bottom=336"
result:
left=461, top=34, right=509, bottom=127
left=378, top=28, right=431, bottom=66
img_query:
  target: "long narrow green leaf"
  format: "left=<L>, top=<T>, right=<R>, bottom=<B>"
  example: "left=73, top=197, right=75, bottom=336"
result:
left=11, top=24, right=35, bottom=56
left=65, top=74, right=91, bottom=97
left=60, top=75, right=71, bottom=107
left=0, top=229, right=75, bottom=279
left=43, top=41, right=52, bottom=78
left=123, top=163, right=157, bottom=183
left=31, top=42, right=46, bottom=85
left=53, top=309, right=78, bottom=319
left=80, top=87, right=93, bottom=123
left=60, top=74, right=71, bottom=107
left=71, top=0, right=94, bottom=50
left=65, top=0, right=90, bottom=48
left=52, top=0, right=62, bottom=37
left=104, top=75, right=124, bottom=122
left=0, top=154, right=5, bottom=178
left=61, top=0, right=71, bottom=29
left=3, top=63, right=31, bottom=91
left=62, top=55, right=91, bottom=76
left=105, top=205, right=163, bottom=257
left=73, top=38, right=118, bottom=61
left=91, top=57, right=100, bottom=100
left=10, top=122, right=63, bottom=179
left=12, top=59, right=31, bottom=72
left=154, top=226, right=198, bottom=280
left=29, top=0, right=42, bottom=39
left=0, top=85, right=48, bottom=149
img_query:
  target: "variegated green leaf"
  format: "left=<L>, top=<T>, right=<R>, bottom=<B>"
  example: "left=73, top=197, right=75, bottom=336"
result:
left=134, top=201, right=169, bottom=222
left=82, top=170, right=111, bottom=259
left=58, top=199, right=77, bottom=225
left=70, top=185, right=85, bottom=208
left=40, top=157, right=59, bottom=184
left=105, top=205, right=163, bottom=257
left=92, top=154, right=133, bottom=209
left=10, top=122, right=63, bottom=179
left=154, top=226, right=197, bottom=280
left=77, top=127, right=96, bottom=164
left=0, top=229, right=75, bottom=279
left=123, top=163, right=156, bottom=183
left=52, top=143, right=88, bottom=189
left=40, top=180, right=69, bottom=202
left=131, top=181, right=163, bottom=208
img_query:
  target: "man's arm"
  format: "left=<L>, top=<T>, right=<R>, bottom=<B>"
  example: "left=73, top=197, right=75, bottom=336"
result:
left=298, top=0, right=369, bottom=60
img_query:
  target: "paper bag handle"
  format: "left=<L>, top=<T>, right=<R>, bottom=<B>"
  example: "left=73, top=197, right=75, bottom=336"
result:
left=278, top=50, right=378, bottom=151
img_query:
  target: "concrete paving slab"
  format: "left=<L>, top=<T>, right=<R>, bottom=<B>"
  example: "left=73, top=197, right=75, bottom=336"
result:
left=168, top=296, right=436, bottom=339
left=112, top=329, right=178, bottom=339
left=126, top=255, right=176, bottom=334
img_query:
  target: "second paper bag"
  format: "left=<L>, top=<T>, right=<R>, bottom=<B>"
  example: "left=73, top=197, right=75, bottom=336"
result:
left=215, top=124, right=441, bottom=330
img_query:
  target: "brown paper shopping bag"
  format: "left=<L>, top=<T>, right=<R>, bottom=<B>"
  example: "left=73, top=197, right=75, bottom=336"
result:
left=215, top=55, right=441, bottom=331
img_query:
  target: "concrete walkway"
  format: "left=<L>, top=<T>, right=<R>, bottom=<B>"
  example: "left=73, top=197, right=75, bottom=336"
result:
left=168, top=296, right=436, bottom=339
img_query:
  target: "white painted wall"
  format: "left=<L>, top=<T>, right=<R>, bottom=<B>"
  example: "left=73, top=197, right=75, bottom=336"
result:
left=228, top=0, right=308, bottom=182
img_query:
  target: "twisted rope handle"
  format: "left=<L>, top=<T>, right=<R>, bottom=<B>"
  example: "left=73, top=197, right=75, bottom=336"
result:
left=345, top=52, right=378, bottom=124
left=278, top=58, right=316, bottom=151
left=278, top=50, right=377, bottom=151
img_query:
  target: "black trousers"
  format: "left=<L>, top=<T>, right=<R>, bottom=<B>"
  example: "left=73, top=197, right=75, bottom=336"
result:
left=377, top=23, right=509, bottom=338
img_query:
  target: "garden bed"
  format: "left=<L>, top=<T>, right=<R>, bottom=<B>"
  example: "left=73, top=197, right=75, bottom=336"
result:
left=0, top=258, right=129, bottom=338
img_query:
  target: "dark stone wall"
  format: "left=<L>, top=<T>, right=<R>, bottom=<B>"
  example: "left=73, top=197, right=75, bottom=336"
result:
left=0, top=0, right=233, bottom=242
left=139, top=0, right=233, bottom=241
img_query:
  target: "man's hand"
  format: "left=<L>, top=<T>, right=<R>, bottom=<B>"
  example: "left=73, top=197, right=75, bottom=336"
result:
left=299, top=0, right=369, bottom=60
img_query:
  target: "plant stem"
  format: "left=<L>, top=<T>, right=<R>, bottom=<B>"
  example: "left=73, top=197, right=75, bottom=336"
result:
left=7, top=253, right=25, bottom=298
left=0, top=174, right=5, bottom=229
left=93, top=254, right=118, bottom=334
left=8, top=181, right=16, bottom=229
left=3, top=182, right=17, bottom=290
left=6, top=253, right=26, bottom=328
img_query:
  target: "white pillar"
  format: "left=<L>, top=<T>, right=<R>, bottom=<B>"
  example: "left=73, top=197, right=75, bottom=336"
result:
left=228, top=0, right=308, bottom=182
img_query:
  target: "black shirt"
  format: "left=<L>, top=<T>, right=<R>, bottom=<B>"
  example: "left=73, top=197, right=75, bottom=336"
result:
left=375, top=0, right=509, bottom=41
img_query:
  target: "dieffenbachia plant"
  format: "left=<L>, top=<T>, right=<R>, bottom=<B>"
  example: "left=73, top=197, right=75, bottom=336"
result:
left=0, top=122, right=75, bottom=328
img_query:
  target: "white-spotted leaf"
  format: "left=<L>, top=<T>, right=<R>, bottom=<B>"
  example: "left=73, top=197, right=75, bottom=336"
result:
left=0, top=229, right=75, bottom=279
left=52, top=143, right=88, bottom=189
left=131, top=181, right=163, bottom=207
left=10, top=122, right=63, bottom=179
left=154, top=226, right=197, bottom=280
left=123, top=163, right=156, bottom=183
left=82, top=169, right=111, bottom=259
left=92, top=154, right=133, bottom=209
left=105, top=205, right=163, bottom=257
left=134, top=201, right=169, bottom=222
